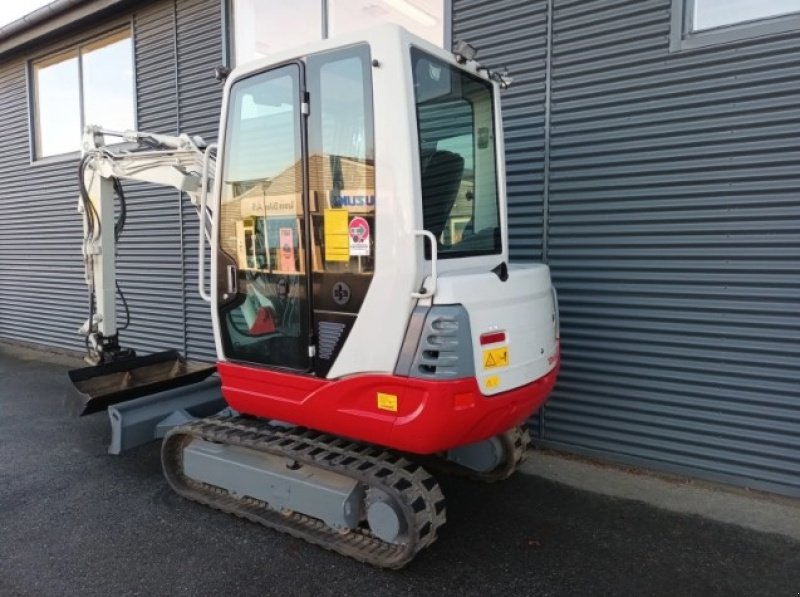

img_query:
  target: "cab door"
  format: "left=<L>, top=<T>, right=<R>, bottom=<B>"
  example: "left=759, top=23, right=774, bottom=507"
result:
left=305, top=44, right=376, bottom=377
left=216, top=63, right=313, bottom=371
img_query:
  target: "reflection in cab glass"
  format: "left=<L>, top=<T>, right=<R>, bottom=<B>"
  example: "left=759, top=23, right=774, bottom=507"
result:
left=305, top=45, right=376, bottom=375
left=217, top=46, right=376, bottom=374
left=218, top=64, right=310, bottom=370
left=308, top=45, right=375, bottom=282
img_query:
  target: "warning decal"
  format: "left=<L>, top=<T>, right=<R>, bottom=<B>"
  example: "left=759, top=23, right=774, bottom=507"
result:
left=349, top=216, right=370, bottom=257
left=483, top=347, right=509, bottom=370
left=485, top=375, right=500, bottom=389
left=324, top=208, right=350, bottom=262
left=377, top=392, right=398, bottom=412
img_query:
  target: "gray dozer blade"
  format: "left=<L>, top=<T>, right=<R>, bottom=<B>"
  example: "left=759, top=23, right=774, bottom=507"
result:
left=67, top=349, right=216, bottom=417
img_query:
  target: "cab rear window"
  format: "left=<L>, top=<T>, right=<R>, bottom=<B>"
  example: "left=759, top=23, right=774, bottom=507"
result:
left=411, top=47, right=500, bottom=259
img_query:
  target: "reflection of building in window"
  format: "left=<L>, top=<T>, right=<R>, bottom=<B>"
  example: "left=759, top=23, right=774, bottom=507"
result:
left=224, top=154, right=376, bottom=273
left=308, top=154, right=375, bottom=212
left=691, top=0, right=799, bottom=31
left=31, top=29, right=134, bottom=158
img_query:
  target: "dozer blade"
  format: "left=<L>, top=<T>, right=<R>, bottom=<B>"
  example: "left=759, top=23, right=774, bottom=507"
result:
left=67, top=349, right=216, bottom=417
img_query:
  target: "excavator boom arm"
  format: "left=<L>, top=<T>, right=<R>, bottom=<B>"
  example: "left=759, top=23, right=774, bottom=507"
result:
left=78, top=125, right=215, bottom=362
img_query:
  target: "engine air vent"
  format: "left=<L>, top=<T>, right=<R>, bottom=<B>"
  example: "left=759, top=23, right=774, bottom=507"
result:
left=404, top=306, right=474, bottom=380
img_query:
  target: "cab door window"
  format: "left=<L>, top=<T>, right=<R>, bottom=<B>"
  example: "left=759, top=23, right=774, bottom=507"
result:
left=217, top=64, right=310, bottom=370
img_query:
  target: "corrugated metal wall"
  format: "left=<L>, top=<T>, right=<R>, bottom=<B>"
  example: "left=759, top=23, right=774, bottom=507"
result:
left=123, top=1, right=185, bottom=356
left=453, top=0, right=548, bottom=262
left=542, top=0, right=800, bottom=496
left=0, top=0, right=221, bottom=361
left=0, top=72, right=86, bottom=348
left=0, top=23, right=107, bottom=351
left=455, top=0, right=800, bottom=496
left=176, top=0, right=222, bottom=360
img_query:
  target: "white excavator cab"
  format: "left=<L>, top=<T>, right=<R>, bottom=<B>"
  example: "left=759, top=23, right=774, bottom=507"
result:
left=68, top=25, right=559, bottom=568
left=212, top=25, right=557, bottom=399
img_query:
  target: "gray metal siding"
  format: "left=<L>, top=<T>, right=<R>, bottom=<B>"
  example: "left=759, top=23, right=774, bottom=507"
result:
left=452, top=0, right=548, bottom=261
left=0, top=28, right=105, bottom=351
left=452, top=0, right=800, bottom=496
left=123, top=1, right=184, bottom=355
left=542, top=0, right=800, bottom=495
left=176, top=0, right=222, bottom=360
left=0, top=0, right=221, bottom=360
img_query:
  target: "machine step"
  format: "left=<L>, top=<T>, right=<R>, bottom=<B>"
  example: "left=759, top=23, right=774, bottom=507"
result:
left=162, top=416, right=447, bottom=569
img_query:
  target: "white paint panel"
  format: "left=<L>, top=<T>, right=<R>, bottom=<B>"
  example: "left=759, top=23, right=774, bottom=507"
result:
left=433, top=264, right=558, bottom=395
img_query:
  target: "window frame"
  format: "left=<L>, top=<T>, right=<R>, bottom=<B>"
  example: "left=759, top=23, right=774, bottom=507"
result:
left=27, top=23, right=137, bottom=163
left=670, top=0, right=800, bottom=52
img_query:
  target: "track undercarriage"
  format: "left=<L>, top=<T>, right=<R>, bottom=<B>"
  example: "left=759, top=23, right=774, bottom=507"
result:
left=162, top=415, right=529, bottom=568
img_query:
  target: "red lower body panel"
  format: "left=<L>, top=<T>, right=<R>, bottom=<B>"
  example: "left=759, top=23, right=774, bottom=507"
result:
left=217, top=360, right=559, bottom=454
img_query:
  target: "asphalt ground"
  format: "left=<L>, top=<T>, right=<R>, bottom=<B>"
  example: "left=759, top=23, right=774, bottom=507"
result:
left=1, top=347, right=799, bottom=596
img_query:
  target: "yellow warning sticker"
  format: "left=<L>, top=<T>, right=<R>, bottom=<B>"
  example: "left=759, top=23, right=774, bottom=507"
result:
left=483, top=347, right=509, bottom=370
left=377, top=392, right=398, bottom=412
left=485, top=375, right=500, bottom=389
left=324, top=208, right=350, bottom=262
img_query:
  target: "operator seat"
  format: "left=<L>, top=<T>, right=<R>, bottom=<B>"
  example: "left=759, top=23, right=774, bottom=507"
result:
left=420, top=149, right=465, bottom=243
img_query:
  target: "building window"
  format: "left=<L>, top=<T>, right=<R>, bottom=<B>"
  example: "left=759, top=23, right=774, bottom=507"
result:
left=328, top=0, right=444, bottom=46
left=692, top=0, right=800, bottom=31
left=232, top=0, right=323, bottom=65
left=32, top=28, right=135, bottom=158
left=231, top=0, right=447, bottom=65
left=671, top=0, right=800, bottom=51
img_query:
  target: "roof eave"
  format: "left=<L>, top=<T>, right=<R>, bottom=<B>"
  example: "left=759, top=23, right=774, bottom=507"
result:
left=0, top=0, right=131, bottom=58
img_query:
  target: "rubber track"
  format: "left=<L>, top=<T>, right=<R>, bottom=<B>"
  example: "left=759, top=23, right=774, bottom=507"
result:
left=419, top=426, right=531, bottom=483
left=161, top=415, right=446, bottom=569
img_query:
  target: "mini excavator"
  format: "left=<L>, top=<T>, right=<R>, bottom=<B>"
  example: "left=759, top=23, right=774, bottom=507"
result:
left=67, top=25, right=560, bottom=568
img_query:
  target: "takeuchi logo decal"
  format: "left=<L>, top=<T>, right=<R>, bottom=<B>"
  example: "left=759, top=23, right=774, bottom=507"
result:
left=331, top=195, right=375, bottom=208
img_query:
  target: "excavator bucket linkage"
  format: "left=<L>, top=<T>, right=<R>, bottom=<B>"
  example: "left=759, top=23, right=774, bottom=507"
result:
left=66, top=349, right=216, bottom=417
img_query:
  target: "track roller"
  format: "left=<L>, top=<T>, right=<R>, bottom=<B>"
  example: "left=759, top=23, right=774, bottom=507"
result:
left=161, top=415, right=446, bottom=569
left=421, top=426, right=531, bottom=483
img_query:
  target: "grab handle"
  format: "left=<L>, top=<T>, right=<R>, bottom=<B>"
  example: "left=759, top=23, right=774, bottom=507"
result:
left=411, top=230, right=438, bottom=299
left=198, top=143, right=217, bottom=303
